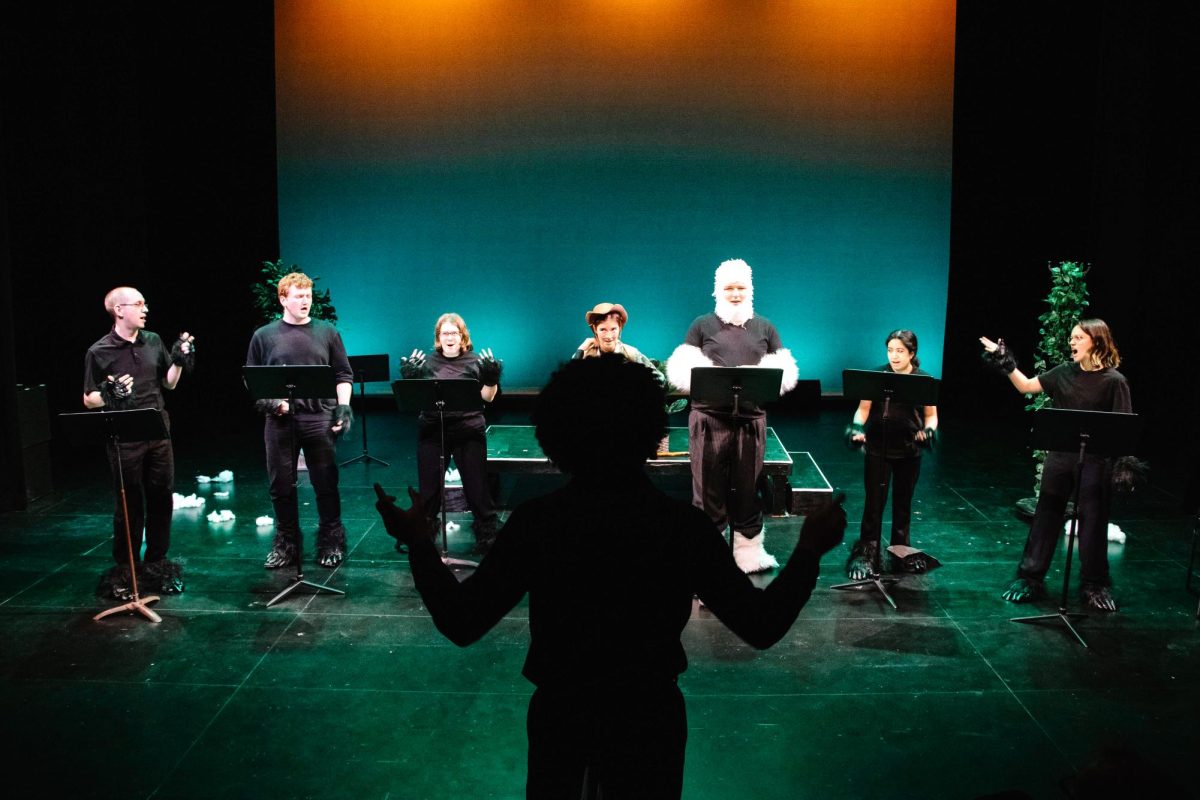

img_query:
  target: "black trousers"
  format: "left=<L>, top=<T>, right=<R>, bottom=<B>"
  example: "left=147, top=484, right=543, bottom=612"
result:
left=106, top=423, right=174, bottom=564
left=526, top=681, right=687, bottom=799
left=417, top=417, right=494, bottom=521
left=859, top=452, right=922, bottom=547
left=688, top=409, right=766, bottom=537
left=1018, top=451, right=1113, bottom=588
left=264, top=413, right=343, bottom=542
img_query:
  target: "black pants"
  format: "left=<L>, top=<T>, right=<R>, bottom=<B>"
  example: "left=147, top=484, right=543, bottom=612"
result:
left=526, top=681, right=687, bottom=799
left=107, top=425, right=174, bottom=564
left=859, top=452, right=921, bottom=547
left=1018, top=451, right=1113, bottom=588
left=688, top=409, right=766, bottom=537
left=417, top=417, right=494, bottom=521
left=264, top=413, right=343, bottom=542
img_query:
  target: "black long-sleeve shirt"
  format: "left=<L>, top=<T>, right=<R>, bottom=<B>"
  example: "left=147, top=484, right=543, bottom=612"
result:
left=245, top=319, right=353, bottom=414
left=407, top=472, right=819, bottom=691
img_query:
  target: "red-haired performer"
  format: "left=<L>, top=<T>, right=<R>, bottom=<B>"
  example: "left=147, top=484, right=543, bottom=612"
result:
left=247, top=272, right=354, bottom=569
left=83, top=286, right=194, bottom=598
left=981, top=318, right=1131, bottom=612
left=666, top=259, right=798, bottom=573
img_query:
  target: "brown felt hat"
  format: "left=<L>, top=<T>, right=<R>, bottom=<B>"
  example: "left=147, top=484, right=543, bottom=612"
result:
left=585, top=302, right=628, bottom=327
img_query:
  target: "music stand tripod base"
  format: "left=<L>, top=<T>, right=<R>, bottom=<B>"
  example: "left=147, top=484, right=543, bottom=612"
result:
left=1010, top=607, right=1089, bottom=648
left=831, top=574, right=900, bottom=610
left=94, top=594, right=163, bottom=623
left=267, top=571, right=346, bottom=607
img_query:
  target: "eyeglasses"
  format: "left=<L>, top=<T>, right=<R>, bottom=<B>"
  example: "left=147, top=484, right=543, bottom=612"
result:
left=116, top=301, right=149, bottom=310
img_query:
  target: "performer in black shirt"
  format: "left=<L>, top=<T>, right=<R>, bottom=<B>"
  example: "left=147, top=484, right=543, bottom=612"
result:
left=399, top=312, right=501, bottom=552
left=844, top=330, right=939, bottom=578
left=83, top=286, right=194, bottom=598
left=981, top=318, right=1132, bottom=611
left=666, top=259, right=798, bottom=573
left=375, top=356, right=846, bottom=799
left=247, top=272, right=354, bottom=569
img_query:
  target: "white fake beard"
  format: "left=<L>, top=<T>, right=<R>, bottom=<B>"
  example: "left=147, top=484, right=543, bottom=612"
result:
left=714, top=297, right=754, bottom=326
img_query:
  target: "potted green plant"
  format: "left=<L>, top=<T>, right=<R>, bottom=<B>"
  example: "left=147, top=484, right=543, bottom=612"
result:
left=1015, top=261, right=1090, bottom=517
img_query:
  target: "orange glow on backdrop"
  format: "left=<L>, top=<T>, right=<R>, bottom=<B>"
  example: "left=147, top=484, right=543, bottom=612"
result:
left=276, top=0, right=955, bottom=166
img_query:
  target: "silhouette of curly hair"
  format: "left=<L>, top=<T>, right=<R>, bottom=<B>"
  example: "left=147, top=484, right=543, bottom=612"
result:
left=532, top=354, right=668, bottom=475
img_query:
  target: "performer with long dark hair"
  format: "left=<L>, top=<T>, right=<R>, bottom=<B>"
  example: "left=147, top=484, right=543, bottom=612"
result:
left=844, top=329, right=938, bottom=578
left=981, top=318, right=1131, bottom=612
left=83, top=286, right=194, bottom=598
left=400, top=312, right=502, bottom=553
left=666, top=259, right=798, bottom=573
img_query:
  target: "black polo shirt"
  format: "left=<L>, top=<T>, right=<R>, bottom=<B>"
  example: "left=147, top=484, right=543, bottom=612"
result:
left=83, top=329, right=171, bottom=410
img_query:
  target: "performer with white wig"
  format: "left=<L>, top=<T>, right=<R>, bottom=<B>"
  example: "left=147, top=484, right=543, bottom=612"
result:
left=666, top=259, right=798, bottom=573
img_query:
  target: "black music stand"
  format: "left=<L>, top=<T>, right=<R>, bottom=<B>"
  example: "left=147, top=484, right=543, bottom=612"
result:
left=690, top=367, right=783, bottom=551
left=393, top=378, right=482, bottom=569
left=1011, top=408, right=1140, bottom=647
left=243, top=365, right=346, bottom=607
left=341, top=354, right=390, bottom=467
left=832, top=369, right=940, bottom=610
left=61, top=408, right=169, bottom=624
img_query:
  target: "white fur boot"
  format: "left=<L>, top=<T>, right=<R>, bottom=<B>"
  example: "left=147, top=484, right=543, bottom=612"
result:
left=732, top=528, right=779, bottom=573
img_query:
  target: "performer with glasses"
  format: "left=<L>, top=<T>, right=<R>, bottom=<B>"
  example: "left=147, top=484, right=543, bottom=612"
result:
left=400, top=313, right=502, bottom=553
left=83, top=287, right=194, bottom=598
left=981, top=318, right=1131, bottom=612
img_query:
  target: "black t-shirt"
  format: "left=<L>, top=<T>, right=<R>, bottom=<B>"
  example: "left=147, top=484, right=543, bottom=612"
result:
left=413, top=350, right=487, bottom=425
left=83, top=329, right=171, bottom=411
left=245, top=319, right=353, bottom=414
left=684, top=313, right=783, bottom=418
left=1038, top=363, right=1132, bottom=413
left=864, top=365, right=932, bottom=458
left=407, top=472, right=819, bottom=691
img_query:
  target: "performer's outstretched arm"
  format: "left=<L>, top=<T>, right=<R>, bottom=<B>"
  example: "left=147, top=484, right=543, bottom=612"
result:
left=980, top=336, right=1042, bottom=394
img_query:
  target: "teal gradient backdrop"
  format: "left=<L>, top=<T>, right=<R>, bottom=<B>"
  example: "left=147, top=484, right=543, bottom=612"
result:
left=276, top=1, right=955, bottom=392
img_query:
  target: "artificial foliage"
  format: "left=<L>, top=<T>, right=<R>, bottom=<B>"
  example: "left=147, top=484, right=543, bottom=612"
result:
left=252, top=259, right=338, bottom=325
left=1025, top=261, right=1090, bottom=500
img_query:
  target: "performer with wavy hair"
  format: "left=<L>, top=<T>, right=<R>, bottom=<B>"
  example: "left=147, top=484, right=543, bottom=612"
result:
left=981, top=318, right=1131, bottom=612
left=400, top=312, right=502, bottom=553
left=374, top=356, right=846, bottom=798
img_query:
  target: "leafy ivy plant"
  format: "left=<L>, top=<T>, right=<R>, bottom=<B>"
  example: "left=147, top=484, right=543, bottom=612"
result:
left=1023, top=261, right=1090, bottom=503
left=252, top=259, right=338, bottom=325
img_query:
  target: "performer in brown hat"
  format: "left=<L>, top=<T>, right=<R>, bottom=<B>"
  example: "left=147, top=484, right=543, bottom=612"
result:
left=573, top=302, right=663, bottom=383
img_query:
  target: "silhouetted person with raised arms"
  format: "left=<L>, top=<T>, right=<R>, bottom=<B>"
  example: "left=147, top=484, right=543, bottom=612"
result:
left=375, top=355, right=846, bottom=799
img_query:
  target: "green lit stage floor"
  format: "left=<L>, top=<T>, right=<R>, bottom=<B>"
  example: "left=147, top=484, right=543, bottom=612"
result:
left=485, top=424, right=834, bottom=514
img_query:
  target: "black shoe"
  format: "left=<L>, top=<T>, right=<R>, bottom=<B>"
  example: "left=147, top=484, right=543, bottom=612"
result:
left=472, top=516, right=499, bottom=555
left=846, top=540, right=881, bottom=581
left=98, top=565, right=134, bottom=601
left=142, top=560, right=185, bottom=594
left=316, top=546, right=344, bottom=568
left=1080, top=585, right=1118, bottom=612
left=316, top=526, right=347, bottom=568
left=264, top=545, right=296, bottom=569
left=1002, top=577, right=1046, bottom=603
left=890, top=552, right=928, bottom=573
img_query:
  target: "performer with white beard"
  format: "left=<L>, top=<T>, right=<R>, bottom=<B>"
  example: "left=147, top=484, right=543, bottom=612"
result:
left=666, top=259, right=798, bottom=573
